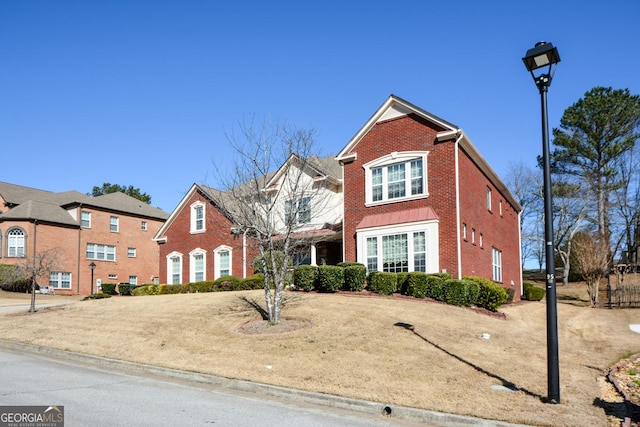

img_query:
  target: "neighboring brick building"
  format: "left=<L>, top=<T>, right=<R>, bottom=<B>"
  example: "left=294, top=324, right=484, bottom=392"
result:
left=336, top=95, right=523, bottom=298
left=0, top=181, right=169, bottom=294
left=154, top=155, right=343, bottom=284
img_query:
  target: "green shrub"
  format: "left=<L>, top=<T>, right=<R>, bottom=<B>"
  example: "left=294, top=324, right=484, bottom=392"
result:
left=100, top=283, right=118, bottom=295
left=343, top=264, right=366, bottom=292
left=425, top=275, right=446, bottom=301
left=395, top=272, right=410, bottom=294
left=132, top=285, right=158, bottom=296
left=523, top=282, right=546, bottom=301
left=337, top=262, right=362, bottom=268
left=367, top=271, right=397, bottom=295
left=316, top=265, right=344, bottom=292
left=187, top=281, right=215, bottom=293
left=213, top=276, right=243, bottom=292
left=293, top=265, right=318, bottom=292
left=118, top=284, right=138, bottom=296
left=83, top=293, right=112, bottom=300
left=431, top=272, right=453, bottom=281
left=157, top=284, right=182, bottom=294
left=407, top=272, right=429, bottom=298
left=465, top=276, right=509, bottom=311
left=242, top=273, right=265, bottom=290
left=0, top=265, right=30, bottom=292
left=442, top=279, right=476, bottom=306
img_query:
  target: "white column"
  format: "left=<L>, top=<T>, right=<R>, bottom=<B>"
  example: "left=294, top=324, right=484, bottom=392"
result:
left=310, top=243, right=317, bottom=266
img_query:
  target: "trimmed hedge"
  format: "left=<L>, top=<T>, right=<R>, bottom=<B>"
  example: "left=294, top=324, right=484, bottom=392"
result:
left=316, top=265, right=344, bottom=293
left=407, top=272, right=429, bottom=298
left=243, top=273, right=265, bottom=290
left=396, top=272, right=410, bottom=295
left=426, top=275, right=446, bottom=301
left=118, top=284, right=138, bottom=295
left=343, top=264, right=366, bottom=292
left=464, top=276, right=509, bottom=311
left=213, top=276, right=243, bottom=292
left=101, top=283, right=118, bottom=295
left=293, top=265, right=318, bottom=292
left=367, top=271, right=396, bottom=295
left=442, top=279, right=478, bottom=307
left=523, top=282, right=546, bottom=301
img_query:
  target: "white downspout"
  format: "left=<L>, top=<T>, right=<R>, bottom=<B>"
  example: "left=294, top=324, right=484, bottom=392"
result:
left=454, top=131, right=464, bottom=280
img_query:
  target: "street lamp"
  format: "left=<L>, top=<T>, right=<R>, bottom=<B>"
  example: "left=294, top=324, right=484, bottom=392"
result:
left=89, top=262, right=96, bottom=295
left=523, top=41, right=561, bottom=404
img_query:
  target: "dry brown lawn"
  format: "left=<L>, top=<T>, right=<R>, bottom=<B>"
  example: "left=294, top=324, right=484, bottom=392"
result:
left=1, top=286, right=639, bottom=426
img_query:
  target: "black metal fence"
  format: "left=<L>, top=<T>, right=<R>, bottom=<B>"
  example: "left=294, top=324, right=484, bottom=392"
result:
left=606, top=284, right=640, bottom=308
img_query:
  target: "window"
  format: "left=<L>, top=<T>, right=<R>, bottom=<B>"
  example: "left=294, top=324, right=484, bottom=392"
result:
left=214, top=246, right=232, bottom=279
left=191, top=202, right=205, bottom=233
left=81, top=211, right=91, bottom=228
left=49, top=272, right=71, bottom=289
left=86, top=243, right=116, bottom=261
left=479, top=233, right=484, bottom=248
left=168, top=252, right=183, bottom=284
left=7, top=228, right=25, bottom=257
left=293, top=247, right=311, bottom=266
left=492, top=247, right=502, bottom=282
left=486, top=187, right=492, bottom=211
left=129, top=276, right=137, bottom=285
left=360, top=222, right=438, bottom=274
left=285, top=196, right=312, bottom=225
left=189, top=249, right=207, bottom=282
left=499, top=200, right=503, bottom=216
left=108, top=274, right=118, bottom=280
left=128, top=247, right=137, bottom=258
left=141, top=221, right=147, bottom=231
left=462, top=223, right=467, bottom=240
left=472, top=228, right=476, bottom=245
left=364, top=152, right=428, bottom=205
left=110, top=216, right=119, bottom=232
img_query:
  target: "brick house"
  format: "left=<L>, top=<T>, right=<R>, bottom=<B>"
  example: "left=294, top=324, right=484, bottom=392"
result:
left=154, top=155, right=343, bottom=284
left=336, top=95, right=523, bottom=298
left=0, top=181, right=169, bottom=294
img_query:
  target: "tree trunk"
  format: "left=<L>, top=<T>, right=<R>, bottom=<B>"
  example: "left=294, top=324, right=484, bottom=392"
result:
left=29, top=276, right=36, bottom=313
left=587, top=278, right=600, bottom=307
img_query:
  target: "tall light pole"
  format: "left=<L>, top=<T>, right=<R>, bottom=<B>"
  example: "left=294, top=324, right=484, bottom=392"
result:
left=523, top=41, right=561, bottom=404
left=89, top=262, right=96, bottom=295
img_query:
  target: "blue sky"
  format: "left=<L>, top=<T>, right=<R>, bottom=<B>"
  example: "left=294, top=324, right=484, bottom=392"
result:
left=1, top=1, right=639, bottom=212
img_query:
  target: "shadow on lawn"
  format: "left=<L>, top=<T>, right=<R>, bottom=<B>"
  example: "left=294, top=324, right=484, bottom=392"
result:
left=239, top=296, right=269, bottom=320
left=394, top=322, right=545, bottom=402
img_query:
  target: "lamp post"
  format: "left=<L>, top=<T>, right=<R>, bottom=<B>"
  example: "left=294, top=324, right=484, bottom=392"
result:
left=523, top=41, right=561, bottom=404
left=89, top=262, right=96, bottom=295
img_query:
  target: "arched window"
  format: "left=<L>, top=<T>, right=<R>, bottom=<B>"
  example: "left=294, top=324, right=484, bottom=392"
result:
left=214, top=246, right=232, bottom=279
left=189, top=248, right=207, bottom=282
left=7, top=228, right=25, bottom=257
left=167, top=252, right=183, bottom=284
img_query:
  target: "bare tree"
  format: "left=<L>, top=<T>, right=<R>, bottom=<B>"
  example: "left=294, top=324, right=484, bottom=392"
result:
left=214, top=118, right=336, bottom=324
left=571, top=232, right=610, bottom=307
left=3, top=249, right=61, bottom=312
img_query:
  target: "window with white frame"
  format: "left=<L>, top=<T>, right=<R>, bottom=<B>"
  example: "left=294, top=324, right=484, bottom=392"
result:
left=358, top=222, right=438, bottom=274
left=472, top=228, right=476, bottom=245
left=285, top=196, right=312, bottom=225
left=81, top=211, right=91, bottom=228
left=190, top=202, right=205, bottom=233
left=141, top=221, right=147, bottom=231
left=486, top=187, right=492, bottom=211
left=462, top=223, right=467, bottom=240
left=86, top=243, right=116, bottom=261
left=492, top=247, right=502, bottom=282
left=363, top=152, right=428, bottom=205
left=128, top=247, right=136, bottom=258
left=167, top=252, right=182, bottom=284
left=129, top=276, right=137, bottom=285
left=110, top=216, right=119, bottom=232
left=214, top=246, right=232, bottom=279
left=49, top=271, right=71, bottom=289
left=7, top=228, right=25, bottom=257
left=479, top=233, right=484, bottom=248
left=189, top=248, right=206, bottom=282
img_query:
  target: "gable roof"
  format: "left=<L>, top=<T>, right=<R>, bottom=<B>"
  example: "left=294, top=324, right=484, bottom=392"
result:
left=0, top=181, right=169, bottom=226
left=263, top=154, right=342, bottom=190
left=335, top=95, right=522, bottom=212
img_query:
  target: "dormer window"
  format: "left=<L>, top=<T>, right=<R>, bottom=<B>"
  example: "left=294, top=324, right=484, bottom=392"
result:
left=364, top=152, right=428, bottom=205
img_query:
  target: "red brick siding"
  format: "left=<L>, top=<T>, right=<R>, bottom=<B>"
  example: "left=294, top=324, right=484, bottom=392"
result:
left=342, top=113, right=521, bottom=299
left=158, top=191, right=257, bottom=283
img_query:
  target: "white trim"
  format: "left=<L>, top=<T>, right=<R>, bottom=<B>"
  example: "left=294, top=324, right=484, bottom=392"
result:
left=356, top=220, right=439, bottom=274
left=454, top=133, right=463, bottom=279
left=167, top=251, right=183, bottom=284
left=189, top=248, right=207, bottom=282
left=362, top=151, right=429, bottom=206
left=213, top=245, right=232, bottom=279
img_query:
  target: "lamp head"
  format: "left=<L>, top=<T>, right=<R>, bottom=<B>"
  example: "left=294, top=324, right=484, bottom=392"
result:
left=522, top=41, right=560, bottom=90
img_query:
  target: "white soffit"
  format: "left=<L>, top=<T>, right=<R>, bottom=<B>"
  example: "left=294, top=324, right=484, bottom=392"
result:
left=378, top=104, right=412, bottom=122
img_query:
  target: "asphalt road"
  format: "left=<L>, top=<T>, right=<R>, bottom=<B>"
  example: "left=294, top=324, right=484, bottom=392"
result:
left=0, top=347, right=429, bottom=427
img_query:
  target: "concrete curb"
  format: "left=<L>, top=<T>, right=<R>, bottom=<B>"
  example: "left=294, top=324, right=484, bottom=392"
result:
left=0, top=339, right=527, bottom=427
